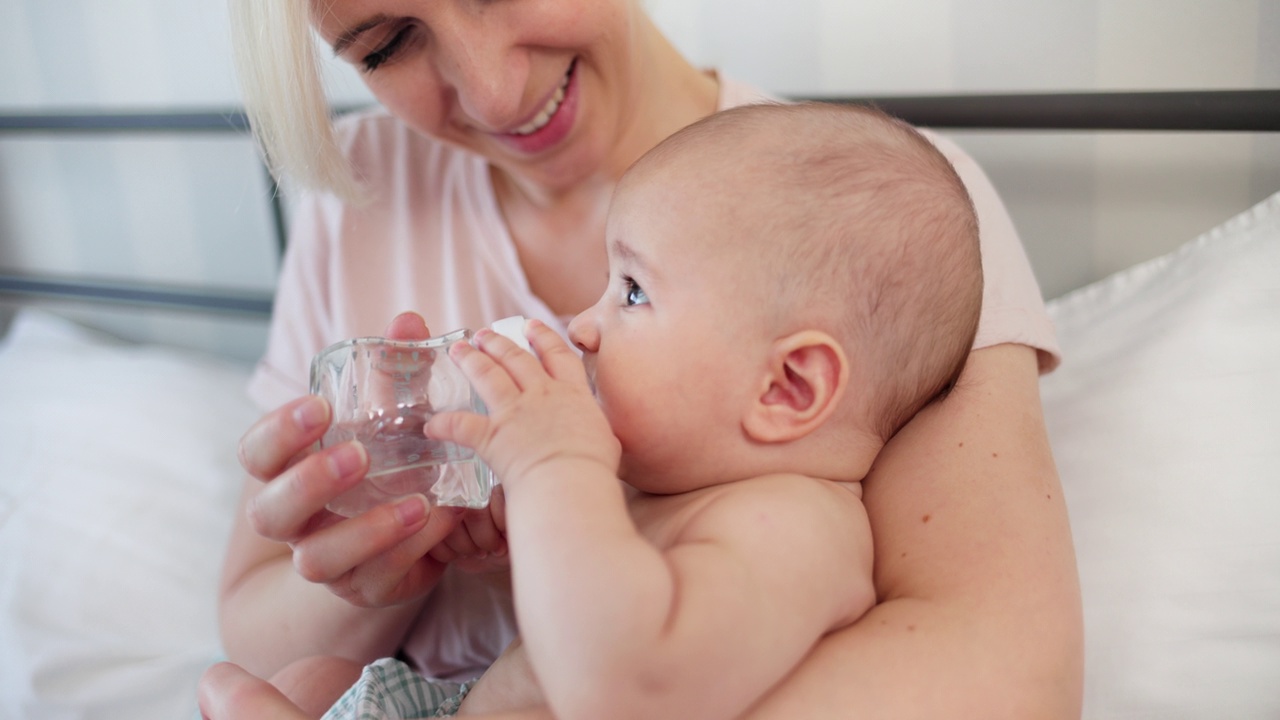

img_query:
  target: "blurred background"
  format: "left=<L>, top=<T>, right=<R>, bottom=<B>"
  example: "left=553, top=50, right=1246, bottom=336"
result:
left=1, top=0, right=1277, bottom=360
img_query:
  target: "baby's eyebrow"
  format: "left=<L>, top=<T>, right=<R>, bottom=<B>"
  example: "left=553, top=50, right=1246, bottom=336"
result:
left=609, top=238, right=648, bottom=272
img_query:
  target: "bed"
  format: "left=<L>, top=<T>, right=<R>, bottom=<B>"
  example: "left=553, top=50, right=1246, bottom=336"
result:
left=1, top=91, right=1278, bottom=719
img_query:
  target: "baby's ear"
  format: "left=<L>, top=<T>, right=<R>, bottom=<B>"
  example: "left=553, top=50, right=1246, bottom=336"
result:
left=743, top=330, right=848, bottom=444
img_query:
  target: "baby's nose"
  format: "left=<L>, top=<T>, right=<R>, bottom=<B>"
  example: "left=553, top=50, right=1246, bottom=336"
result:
left=567, top=310, right=598, bottom=353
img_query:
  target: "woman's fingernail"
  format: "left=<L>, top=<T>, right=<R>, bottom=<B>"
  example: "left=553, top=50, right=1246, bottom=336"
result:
left=395, top=496, right=428, bottom=527
left=327, top=442, right=366, bottom=480
left=294, top=397, right=329, bottom=431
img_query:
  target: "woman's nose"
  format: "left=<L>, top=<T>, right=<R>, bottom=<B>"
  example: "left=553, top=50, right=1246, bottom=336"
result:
left=431, top=12, right=525, bottom=130
left=568, top=309, right=599, bottom=353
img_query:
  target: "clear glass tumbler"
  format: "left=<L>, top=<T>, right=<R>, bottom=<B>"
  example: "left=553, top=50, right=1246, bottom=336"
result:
left=309, top=328, right=495, bottom=517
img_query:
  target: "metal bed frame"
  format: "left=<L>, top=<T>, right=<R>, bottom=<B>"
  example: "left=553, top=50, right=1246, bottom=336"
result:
left=2, top=89, right=1277, bottom=319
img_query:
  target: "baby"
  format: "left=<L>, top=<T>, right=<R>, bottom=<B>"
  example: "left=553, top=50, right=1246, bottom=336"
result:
left=323, top=100, right=985, bottom=720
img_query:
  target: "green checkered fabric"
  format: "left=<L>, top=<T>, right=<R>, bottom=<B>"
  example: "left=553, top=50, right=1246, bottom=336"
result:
left=322, top=658, right=475, bottom=719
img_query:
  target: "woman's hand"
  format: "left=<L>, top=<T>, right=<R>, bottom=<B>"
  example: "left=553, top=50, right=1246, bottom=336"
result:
left=218, top=313, right=475, bottom=678
left=429, top=485, right=511, bottom=574
left=236, top=312, right=469, bottom=608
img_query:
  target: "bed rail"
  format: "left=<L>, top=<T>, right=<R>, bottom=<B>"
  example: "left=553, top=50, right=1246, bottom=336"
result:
left=812, top=89, right=1280, bottom=131
left=1, top=89, right=1277, bottom=318
left=2, top=90, right=1276, bottom=133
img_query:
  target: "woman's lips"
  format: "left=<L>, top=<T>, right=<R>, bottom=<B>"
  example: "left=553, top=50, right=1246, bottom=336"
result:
left=512, top=66, right=570, bottom=136
left=493, top=59, right=579, bottom=155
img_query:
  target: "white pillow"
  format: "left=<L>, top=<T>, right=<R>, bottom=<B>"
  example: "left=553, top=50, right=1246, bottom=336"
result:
left=1042, top=192, right=1280, bottom=718
left=0, top=310, right=257, bottom=720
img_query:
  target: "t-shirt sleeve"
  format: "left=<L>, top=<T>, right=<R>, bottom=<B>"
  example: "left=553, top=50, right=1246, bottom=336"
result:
left=246, top=189, right=340, bottom=411
left=923, top=130, right=1062, bottom=373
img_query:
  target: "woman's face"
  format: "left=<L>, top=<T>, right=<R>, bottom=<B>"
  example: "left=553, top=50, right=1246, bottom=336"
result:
left=311, top=0, right=645, bottom=190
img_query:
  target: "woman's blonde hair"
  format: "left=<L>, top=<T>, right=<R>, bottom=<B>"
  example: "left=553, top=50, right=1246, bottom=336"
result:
left=228, top=0, right=359, bottom=198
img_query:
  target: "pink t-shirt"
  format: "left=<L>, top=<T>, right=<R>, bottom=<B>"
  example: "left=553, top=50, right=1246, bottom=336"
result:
left=247, top=76, right=1059, bottom=681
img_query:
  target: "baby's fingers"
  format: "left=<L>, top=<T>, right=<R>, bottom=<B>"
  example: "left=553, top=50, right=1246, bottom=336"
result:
left=426, top=409, right=490, bottom=453
left=468, top=327, right=548, bottom=393
left=525, top=318, right=590, bottom=386
left=448, top=339, right=524, bottom=408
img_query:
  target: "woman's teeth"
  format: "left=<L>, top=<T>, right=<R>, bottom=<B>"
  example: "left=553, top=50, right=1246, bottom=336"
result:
left=512, top=71, right=570, bottom=136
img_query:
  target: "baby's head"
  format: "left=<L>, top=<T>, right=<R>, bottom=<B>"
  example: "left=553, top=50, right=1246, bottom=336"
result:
left=570, top=102, right=981, bottom=490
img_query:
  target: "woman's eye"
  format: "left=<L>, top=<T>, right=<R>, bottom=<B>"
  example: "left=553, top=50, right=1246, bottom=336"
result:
left=623, top=277, right=649, bottom=307
left=362, top=26, right=412, bottom=72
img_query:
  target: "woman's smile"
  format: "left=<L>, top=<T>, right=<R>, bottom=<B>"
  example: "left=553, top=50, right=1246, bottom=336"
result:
left=491, top=58, right=580, bottom=155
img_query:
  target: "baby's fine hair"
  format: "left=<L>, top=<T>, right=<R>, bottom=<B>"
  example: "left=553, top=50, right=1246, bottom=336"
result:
left=638, top=102, right=984, bottom=442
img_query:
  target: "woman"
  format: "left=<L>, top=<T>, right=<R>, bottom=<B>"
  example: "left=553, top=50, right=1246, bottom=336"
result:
left=203, top=0, right=1083, bottom=717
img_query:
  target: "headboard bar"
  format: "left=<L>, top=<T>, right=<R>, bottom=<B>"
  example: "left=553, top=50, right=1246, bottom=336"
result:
left=1, top=89, right=1276, bottom=315
left=1, top=90, right=1276, bottom=134
left=0, top=271, right=274, bottom=317
left=815, top=90, right=1280, bottom=131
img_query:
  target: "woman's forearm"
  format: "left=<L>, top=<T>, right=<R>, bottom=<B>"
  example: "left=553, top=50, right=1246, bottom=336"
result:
left=217, top=479, right=424, bottom=678
left=742, top=344, right=1083, bottom=720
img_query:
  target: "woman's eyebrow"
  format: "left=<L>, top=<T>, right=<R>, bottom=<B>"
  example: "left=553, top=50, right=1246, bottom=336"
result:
left=331, top=14, right=393, bottom=55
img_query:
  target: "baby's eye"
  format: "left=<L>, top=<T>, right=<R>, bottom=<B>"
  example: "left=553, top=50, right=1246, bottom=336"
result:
left=362, top=26, right=413, bottom=72
left=623, top=276, right=649, bottom=307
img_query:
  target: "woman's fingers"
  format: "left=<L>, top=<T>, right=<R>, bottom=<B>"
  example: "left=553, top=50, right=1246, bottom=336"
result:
left=290, top=494, right=434, bottom=582
left=426, top=498, right=508, bottom=570
left=341, top=505, right=468, bottom=606
left=462, top=505, right=507, bottom=554
left=245, top=441, right=368, bottom=542
left=290, top=497, right=465, bottom=606
left=238, top=396, right=331, bottom=482
left=471, top=486, right=509, bottom=548
left=383, top=311, right=433, bottom=341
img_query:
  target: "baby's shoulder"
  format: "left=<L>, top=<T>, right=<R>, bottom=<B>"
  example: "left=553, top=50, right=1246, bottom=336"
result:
left=729, top=473, right=863, bottom=505
left=686, top=474, right=865, bottom=537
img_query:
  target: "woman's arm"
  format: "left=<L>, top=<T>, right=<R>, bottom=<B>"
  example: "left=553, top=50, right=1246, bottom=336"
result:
left=217, top=314, right=473, bottom=679
left=217, top=476, right=439, bottom=677
left=742, top=343, right=1083, bottom=720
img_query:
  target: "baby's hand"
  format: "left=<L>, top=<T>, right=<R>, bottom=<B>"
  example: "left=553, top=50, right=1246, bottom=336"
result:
left=428, top=486, right=509, bottom=574
left=427, top=319, right=620, bottom=488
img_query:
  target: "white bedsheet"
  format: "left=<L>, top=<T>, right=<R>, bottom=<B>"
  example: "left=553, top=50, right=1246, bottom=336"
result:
left=0, top=312, right=255, bottom=719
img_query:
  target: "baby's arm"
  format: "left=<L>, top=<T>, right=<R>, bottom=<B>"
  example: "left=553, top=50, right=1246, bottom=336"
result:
left=428, top=322, right=875, bottom=720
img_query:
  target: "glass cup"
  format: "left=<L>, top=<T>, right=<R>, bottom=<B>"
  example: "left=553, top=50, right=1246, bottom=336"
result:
left=309, top=327, right=499, bottom=517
